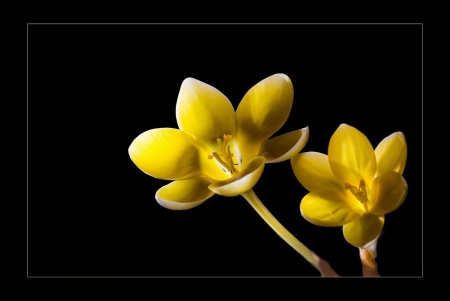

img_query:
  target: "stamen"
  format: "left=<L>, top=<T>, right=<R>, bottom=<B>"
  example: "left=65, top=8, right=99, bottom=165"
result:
left=344, top=180, right=369, bottom=211
left=209, top=152, right=232, bottom=172
left=359, top=180, right=368, bottom=197
left=216, top=138, right=223, bottom=156
left=208, top=134, right=239, bottom=175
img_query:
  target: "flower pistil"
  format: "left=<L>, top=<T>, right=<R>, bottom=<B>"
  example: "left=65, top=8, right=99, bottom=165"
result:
left=208, top=134, right=240, bottom=176
left=345, top=179, right=369, bottom=211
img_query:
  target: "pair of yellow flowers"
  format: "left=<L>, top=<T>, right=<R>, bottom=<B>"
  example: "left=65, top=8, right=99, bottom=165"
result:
left=128, top=73, right=408, bottom=251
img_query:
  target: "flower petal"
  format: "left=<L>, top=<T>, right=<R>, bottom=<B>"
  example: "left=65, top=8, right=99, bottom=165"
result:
left=176, top=77, right=237, bottom=150
left=368, top=171, right=408, bottom=215
left=208, top=157, right=265, bottom=197
left=236, top=74, right=294, bottom=164
left=156, top=177, right=215, bottom=210
left=291, top=152, right=346, bottom=194
left=300, top=189, right=361, bottom=227
left=129, top=128, right=227, bottom=181
left=375, top=132, right=407, bottom=176
left=343, top=214, right=384, bottom=248
left=328, top=124, right=377, bottom=187
left=259, top=127, right=309, bottom=163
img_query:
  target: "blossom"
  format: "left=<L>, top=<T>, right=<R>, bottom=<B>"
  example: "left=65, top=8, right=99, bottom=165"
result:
left=129, top=74, right=309, bottom=210
left=290, top=124, right=408, bottom=248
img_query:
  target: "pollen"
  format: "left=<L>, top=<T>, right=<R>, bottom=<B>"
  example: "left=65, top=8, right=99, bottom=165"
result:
left=208, top=134, right=239, bottom=176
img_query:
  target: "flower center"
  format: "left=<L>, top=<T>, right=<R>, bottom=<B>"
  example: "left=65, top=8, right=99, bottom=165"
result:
left=344, top=179, right=369, bottom=211
left=208, top=134, right=240, bottom=176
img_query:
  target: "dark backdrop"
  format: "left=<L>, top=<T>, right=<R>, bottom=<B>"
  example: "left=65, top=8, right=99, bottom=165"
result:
left=28, top=24, right=422, bottom=277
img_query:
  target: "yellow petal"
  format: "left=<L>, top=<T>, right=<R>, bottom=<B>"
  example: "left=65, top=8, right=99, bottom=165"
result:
left=156, top=177, right=215, bottom=210
left=368, top=171, right=408, bottom=215
left=300, top=189, right=360, bottom=227
left=129, top=128, right=227, bottom=181
left=291, top=152, right=347, bottom=193
left=375, top=132, right=407, bottom=176
left=259, top=127, right=309, bottom=163
left=343, top=214, right=384, bottom=248
left=176, top=77, right=237, bottom=150
left=328, top=124, right=377, bottom=187
left=208, top=157, right=265, bottom=197
left=236, top=74, right=294, bottom=164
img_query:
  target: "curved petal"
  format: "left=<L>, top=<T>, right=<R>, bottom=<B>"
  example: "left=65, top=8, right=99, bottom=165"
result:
left=236, top=74, right=294, bottom=164
left=156, top=177, right=215, bottom=210
left=176, top=77, right=237, bottom=150
left=343, top=214, right=384, bottom=248
left=375, top=132, right=407, bottom=176
left=300, top=189, right=361, bottom=227
left=368, top=171, right=408, bottom=215
left=259, top=127, right=309, bottom=163
left=128, top=128, right=227, bottom=181
left=328, top=124, right=377, bottom=187
left=290, top=152, right=347, bottom=194
left=208, top=157, right=265, bottom=197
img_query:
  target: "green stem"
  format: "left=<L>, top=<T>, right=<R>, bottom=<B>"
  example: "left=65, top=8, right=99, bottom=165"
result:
left=241, top=189, right=319, bottom=268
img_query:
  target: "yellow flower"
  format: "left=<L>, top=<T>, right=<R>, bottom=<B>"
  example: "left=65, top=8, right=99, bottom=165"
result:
left=291, top=124, right=408, bottom=248
left=129, top=74, right=309, bottom=210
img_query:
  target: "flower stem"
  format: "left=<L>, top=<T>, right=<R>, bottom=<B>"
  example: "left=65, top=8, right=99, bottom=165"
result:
left=241, top=189, right=338, bottom=276
left=359, top=245, right=380, bottom=277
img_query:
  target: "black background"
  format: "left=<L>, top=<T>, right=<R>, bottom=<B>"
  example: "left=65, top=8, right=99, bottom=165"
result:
left=28, top=24, right=422, bottom=277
